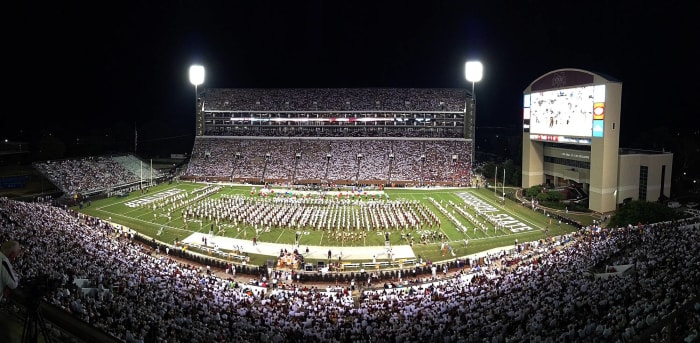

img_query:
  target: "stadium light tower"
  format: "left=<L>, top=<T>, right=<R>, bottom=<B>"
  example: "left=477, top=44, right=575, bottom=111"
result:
left=189, top=65, right=205, bottom=134
left=465, top=61, right=483, bottom=165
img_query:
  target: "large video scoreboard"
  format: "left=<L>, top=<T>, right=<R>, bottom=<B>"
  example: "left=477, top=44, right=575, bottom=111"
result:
left=523, top=84, right=606, bottom=144
left=521, top=69, right=624, bottom=213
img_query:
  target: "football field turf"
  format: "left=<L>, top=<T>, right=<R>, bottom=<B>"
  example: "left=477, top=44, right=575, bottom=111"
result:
left=75, top=182, right=588, bottom=267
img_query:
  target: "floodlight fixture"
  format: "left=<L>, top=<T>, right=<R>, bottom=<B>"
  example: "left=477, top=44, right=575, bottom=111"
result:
left=465, top=61, right=483, bottom=85
left=189, top=65, right=205, bottom=86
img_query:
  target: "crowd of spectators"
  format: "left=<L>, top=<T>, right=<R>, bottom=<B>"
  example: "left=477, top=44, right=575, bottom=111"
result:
left=1, top=197, right=699, bottom=342
left=195, top=88, right=473, bottom=184
left=201, top=88, right=469, bottom=138
left=33, top=155, right=155, bottom=196
left=203, top=88, right=467, bottom=113
left=186, top=137, right=472, bottom=185
left=33, top=155, right=163, bottom=196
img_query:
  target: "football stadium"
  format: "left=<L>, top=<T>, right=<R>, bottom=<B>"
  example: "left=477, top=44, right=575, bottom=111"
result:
left=2, top=82, right=699, bottom=343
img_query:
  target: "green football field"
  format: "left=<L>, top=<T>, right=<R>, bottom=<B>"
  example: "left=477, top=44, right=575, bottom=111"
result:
left=75, top=182, right=593, bottom=267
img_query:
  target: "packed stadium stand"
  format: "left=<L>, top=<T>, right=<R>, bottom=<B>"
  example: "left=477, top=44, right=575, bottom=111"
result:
left=185, top=88, right=474, bottom=186
left=186, top=137, right=472, bottom=186
left=33, top=154, right=164, bottom=197
left=1, top=198, right=698, bottom=342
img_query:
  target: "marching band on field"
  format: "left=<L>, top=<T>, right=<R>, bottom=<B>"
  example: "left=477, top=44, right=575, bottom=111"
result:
left=175, top=192, right=440, bottom=237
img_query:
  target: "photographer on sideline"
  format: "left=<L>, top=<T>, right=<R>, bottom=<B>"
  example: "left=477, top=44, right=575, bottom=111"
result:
left=1, top=240, right=21, bottom=303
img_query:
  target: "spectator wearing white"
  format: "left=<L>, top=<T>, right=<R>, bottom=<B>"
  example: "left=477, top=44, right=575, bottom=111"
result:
left=1, top=239, right=21, bottom=303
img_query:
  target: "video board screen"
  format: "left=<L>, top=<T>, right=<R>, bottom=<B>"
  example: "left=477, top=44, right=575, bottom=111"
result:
left=524, top=85, right=605, bottom=140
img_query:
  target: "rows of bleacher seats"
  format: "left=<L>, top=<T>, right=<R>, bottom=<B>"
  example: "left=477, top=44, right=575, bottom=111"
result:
left=203, top=88, right=466, bottom=112
left=185, top=137, right=472, bottom=185
left=1, top=198, right=698, bottom=342
left=33, top=155, right=149, bottom=196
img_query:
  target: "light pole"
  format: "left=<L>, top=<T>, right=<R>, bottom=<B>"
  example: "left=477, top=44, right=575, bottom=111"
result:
left=189, top=65, right=205, bottom=135
left=465, top=61, right=483, bottom=165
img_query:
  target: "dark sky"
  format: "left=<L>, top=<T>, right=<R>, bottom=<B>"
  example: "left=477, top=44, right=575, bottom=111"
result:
left=5, top=1, right=697, bottom=156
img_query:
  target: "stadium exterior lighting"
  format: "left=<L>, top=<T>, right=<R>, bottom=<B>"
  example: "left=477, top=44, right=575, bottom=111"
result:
left=189, top=65, right=205, bottom=134
left=189, top=65, right=205, bottom=89
left=465, top=61, right=483, bottom=97
left=465, top=61, right=483, bottom=165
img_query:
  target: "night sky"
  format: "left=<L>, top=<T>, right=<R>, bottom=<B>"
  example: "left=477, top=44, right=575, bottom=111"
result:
left=4, top=1, right=697, bottom=158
